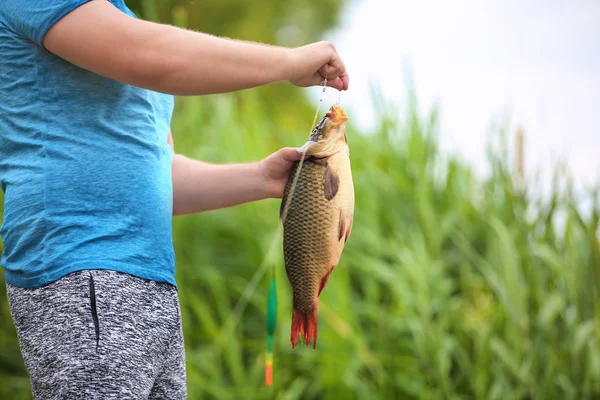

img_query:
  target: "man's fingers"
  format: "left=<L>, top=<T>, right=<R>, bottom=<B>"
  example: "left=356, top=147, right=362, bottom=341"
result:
left=339, top=72, right=349, bottom=90
left=318, top=63, right=348, bottom=91
left=326, top=77, right=344, bottom=91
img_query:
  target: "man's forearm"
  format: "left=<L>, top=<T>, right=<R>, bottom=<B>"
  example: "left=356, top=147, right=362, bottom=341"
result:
left=136, top=28, right=289, bottom=95
left=171, top=154, right=267, bottom=215
left=42, top=1, right=344, bottom=96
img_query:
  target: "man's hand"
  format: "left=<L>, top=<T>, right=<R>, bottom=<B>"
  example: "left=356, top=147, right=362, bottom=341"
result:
left=287, top=42, right=349, bottom=91
left=43, top=0, right=349, bottom=95
left=258, top=147, right=305, bottom=199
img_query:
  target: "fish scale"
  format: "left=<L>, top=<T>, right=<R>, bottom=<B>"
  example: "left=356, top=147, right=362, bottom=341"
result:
left=282, top=159, right=334, bottom=313
left=280, top=104, right=353, bottom=350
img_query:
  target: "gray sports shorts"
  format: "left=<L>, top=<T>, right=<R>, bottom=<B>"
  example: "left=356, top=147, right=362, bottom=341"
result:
left=6, top=269, right=187, bottom=399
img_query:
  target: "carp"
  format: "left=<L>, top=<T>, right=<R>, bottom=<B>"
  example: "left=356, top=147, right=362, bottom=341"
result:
left=280, top=104, right=354, bottom=349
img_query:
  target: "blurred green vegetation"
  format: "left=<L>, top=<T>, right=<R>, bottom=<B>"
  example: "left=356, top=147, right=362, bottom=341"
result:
left=2, top=1, right=600, bottom=399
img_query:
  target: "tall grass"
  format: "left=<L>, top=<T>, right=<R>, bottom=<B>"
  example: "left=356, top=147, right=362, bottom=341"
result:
left=1, top=88, right=599, bottom=399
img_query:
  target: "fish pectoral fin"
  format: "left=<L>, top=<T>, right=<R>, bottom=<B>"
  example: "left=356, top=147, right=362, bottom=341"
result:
left=338, top=209, right=354, bottom=242
left=323, top=165, right=340, bottom=201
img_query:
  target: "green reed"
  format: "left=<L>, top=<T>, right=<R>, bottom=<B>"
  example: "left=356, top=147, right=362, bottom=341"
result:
left=0, top=87, right=598, bottom=400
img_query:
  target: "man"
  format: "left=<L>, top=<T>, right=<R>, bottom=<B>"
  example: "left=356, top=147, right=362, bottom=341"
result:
left=0, top=0, right=349, bottom=398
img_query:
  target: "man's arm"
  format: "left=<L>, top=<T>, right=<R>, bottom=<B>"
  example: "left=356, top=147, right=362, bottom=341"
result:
left=171, top=154, right=268, bottom=215
left=168, top=131, right=300, bottom=215
left=42, top=0, right=349, bottom=95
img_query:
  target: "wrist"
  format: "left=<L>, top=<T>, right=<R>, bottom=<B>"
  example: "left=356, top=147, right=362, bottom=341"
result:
left=253, top=160, right=271, bottom=199
left=280, top=47, right=297, bottom=83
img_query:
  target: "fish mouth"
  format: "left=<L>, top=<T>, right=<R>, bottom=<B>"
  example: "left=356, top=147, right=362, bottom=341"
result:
left=326, top=104, right=349, bottom=127
left=306, top=104, right=349, bottom=145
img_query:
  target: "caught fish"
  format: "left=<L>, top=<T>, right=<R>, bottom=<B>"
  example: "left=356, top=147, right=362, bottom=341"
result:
left=280, top=104, right=354, bottom=349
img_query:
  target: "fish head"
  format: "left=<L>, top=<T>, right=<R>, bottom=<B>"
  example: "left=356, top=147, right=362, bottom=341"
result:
left=299, top=105, right=349, bottom=157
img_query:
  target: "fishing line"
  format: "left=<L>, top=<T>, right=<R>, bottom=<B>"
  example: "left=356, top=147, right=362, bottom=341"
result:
left=280, top=74, right=328, bottom=225
left=211, top=69, right=332, bottom=387
left=262, top=72, right=330, bottom=386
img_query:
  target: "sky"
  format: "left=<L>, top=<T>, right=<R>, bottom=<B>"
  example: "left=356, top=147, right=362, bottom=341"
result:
left=312, top=0, right=600, bottom=200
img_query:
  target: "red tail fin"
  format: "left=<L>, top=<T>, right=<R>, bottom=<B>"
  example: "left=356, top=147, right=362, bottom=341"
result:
left=290, top=301, right=318, bottom=349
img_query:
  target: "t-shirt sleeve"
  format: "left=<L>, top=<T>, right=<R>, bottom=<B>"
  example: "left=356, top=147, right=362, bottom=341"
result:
left=0, top=0, right=90, bottom=46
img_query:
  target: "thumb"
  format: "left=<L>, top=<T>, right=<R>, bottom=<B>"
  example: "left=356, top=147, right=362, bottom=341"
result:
left=280, top=147, right=304, bottom=161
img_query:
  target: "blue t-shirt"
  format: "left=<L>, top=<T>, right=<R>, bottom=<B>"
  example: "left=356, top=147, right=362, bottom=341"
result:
left=0, top=0, right=177, bottom=288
